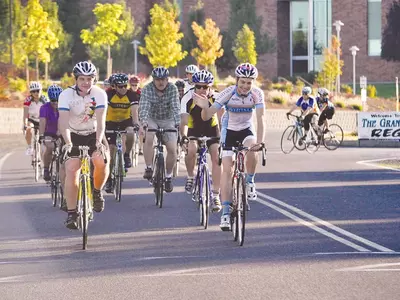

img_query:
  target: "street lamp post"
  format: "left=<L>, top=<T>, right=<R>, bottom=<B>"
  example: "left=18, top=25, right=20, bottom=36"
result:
left=349, top=46, right=359, bottom=95
left=333, top=20, right=344, bottom=94
left=131, top=40, right=141, bottom=75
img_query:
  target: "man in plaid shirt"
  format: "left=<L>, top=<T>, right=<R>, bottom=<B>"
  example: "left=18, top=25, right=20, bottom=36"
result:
left=139, top=66, right=180, bottom=192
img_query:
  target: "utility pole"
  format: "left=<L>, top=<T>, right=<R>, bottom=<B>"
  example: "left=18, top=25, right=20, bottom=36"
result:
left=9, top=0, right=13, bottom=65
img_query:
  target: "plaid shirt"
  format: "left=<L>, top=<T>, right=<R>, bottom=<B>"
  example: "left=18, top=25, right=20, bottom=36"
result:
left=139, top=82, right=180, bottom=126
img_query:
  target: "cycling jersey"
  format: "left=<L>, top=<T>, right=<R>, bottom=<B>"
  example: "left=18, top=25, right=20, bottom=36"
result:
left=296, top=96, right=320, bottom=114
left=183, top=78, right=193, bottom=95
left=106, top=89, right=139, bottom=122
left=213, top=85, right=264, bottom=132
left=24, top=95, right=48, bottom=122
left=316, top=96, right=334, bottom=109
left=58, top=85, right=107, bottom=135
left=181, top=88, right=218, bottom=133
left=39, top=102, right=59, bottom=135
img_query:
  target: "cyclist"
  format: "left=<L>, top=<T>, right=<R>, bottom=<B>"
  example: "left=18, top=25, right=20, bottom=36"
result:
left=180, top=70, right=222, bottom=212
left=23, top=81, right=48, bottom=155
left=129, top=75, right=141, bottom=94
left=104, top=73, right=139, bottom=192
left=316, top=88, right=335, bottom=132
left=175, top=80, right=185, bottom=101
left=286, top=86, right=320, bottom=140
left=139, top=66, right=180, bottom=193
left=39, top=84, right=63, bottom=182
left=103, top=79, right=110, bottom=90
left=195, top=63, right=265, bottom=231
left=106, top=74, right=116, bottom=92
left=183, top=64, right=199, bottom=94
left=58, top=61, right=110, bottom=230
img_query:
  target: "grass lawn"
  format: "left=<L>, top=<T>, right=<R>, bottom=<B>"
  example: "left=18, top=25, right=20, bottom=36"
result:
left=352, top=83, right=398, bottom=98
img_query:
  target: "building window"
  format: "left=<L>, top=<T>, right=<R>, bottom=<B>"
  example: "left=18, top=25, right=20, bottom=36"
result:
left=368, top=0, right=382, bottom=56
left=313, top=0, right=332, bottom=71
left=291, top=1, right=309, bottom=75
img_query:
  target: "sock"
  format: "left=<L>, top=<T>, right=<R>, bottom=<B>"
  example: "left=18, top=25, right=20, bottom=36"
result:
left=93, top=188, right=101, bottom=194
left=246, top=173, right=255, bottom=183
left=166, top=172, right=172, bottom=178
left=67, top=209, right=76, bottom=215
left=222, top=201, right=231, bottom=215
left=146, top=165, right=152, bottom=169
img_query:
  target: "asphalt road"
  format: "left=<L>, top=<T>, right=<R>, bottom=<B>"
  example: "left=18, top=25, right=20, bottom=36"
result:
left=1, top=131, right=400, bottom=300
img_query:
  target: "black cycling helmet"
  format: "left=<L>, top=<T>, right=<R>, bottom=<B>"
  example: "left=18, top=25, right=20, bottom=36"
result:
left=175, top=80, right=185, bottom=89
left=113, top=73, right=128, bottom=85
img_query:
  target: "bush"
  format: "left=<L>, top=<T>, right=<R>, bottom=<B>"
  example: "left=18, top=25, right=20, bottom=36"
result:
left=8, top=77, right=27, bottom=92
left=0, top=75, right=9, bottom=100
left=272, top=95, right=286, bottom=105
left=271, top=82, right=293, bottom=94
left=367, top=84, right=377, bottom=98
left=60, top=73, right=75, bottom=89
left=335, top=101, right=345, bottom=108
left=341, top=84, right=353, bottom=94
left=293, top=79, right=305, bottom=94
left=350, top=104, right=362, bottom=111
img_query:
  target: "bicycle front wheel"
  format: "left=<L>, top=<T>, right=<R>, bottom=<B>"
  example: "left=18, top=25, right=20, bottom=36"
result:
left=281, top=125, right=296, bottom=154
left=236, top=174, right=247, bottom=246
left=173, top=144, right=181, bottom=177
left=81, top=176, right=89, bottom=250
left=156, top=154, right=165, bottom=208
left=132, top=133, right=139, bottom=167
left=50, top=158, right=57, bottom=207
left=200, top=166, right=211, bottom=229
left=305, top=131, right=321, bottom=154
left=114, top=151, right=123, bottom=202
left=34, top=142, right=40, bottom=182
left=323, top=124, right=344, bottom=150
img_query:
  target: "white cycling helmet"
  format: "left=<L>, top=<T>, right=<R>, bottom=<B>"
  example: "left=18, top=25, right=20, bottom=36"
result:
left=192, top=70, right=214, bottom=85
left=29, top=81, right=42, bottom=91
left=235, top=63, right=258, bottom=79
left=318, top=87, right=329, bottom=96
left=302, top=86, right=312, bottom=95
left=185, top=64, right=199, bottom=74
left=73, top=61, right=97, bottom=78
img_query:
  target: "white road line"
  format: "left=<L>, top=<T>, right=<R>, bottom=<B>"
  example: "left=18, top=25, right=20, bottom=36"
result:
left=337, top=262, right=400, bottom=272
left=255, top=197, right=370, bottom=252
left=256, top=191, right=394, bottom=253
left=0, top=152, right=13, bottom=180
left=357, top=157, right=400, bottom=172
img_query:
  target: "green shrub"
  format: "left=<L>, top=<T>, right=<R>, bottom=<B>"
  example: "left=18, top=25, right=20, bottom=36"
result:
left=341, top=84, right=353, bottom=94
left=0, top=74, right=8, bottom=100
left=272, top=95, right=286, bottom=105
left=293, top=79, right=305, bottom=94
left=8, top=77, right=26, bottom=92
left=272, top=82, right=293, bottom=94
left=350, top=104, right=362, bottom=111
left=60, top=73, right=75, bottom=89
left=335, top=101, right=345, bottom=108
left=367, top=84, right=377, bottom=98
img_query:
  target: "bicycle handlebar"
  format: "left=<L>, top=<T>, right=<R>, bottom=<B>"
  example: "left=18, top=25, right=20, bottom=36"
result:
left=105, top=129, right=128, bottom=134
left=218, top=143, right=267, bottom=167
left=147, top=128, right=177, bottom=133
left=188, top=136, right=220, bottom=143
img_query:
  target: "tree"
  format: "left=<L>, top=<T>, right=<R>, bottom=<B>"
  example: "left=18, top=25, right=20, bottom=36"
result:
left=191, top=18, right=224, bottom=68
left=233, top=24, right=257, bottom=65
left=140, top=0, right=187, bottom=68
left=316, top=35, right=344, bottom=92
left=81, top=3, right=127, bottom=78
left=183, top=0, right=205, bottom=54
left=381, top=0, right=400, bottom=61
left=219, top=0, right=275, bottom=69
left=23, top=0, right=59, bottom=81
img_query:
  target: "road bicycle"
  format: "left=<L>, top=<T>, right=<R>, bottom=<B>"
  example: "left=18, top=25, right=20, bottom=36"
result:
left=105, top=129, right=127, bottom=202
left=147, top=127, right=177, bottom=208
left=131, top=126, right=140, bottom=167
left=219, top=142, right=266, bottom=246
left=48, top=137, right=63, bottom=208
left=281, top=113, right=306, bottom=154
left=190, top=136, right=219, bottom=229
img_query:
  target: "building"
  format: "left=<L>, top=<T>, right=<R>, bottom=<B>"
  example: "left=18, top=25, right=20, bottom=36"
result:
left=83, top=0, right=400, bottom=83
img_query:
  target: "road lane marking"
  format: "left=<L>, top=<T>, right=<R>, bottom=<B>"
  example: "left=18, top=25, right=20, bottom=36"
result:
left=357, top=157, right=400, bottom=172
left=338, top=262, right=400, bottom=272
left=0, top=152, right=13, bottom=180
left=256, top=191, right=394, bottom=253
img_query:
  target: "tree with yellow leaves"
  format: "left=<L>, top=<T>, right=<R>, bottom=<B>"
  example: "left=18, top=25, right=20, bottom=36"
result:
left=140, top=0, right=187, bottom=68
left=233, top=24, right=257, bottom=65
left=23, top=0, right=59, bottom=81
left=191, top=18, right=224, bottom=68
left=316, top=35, right=344, bottom=92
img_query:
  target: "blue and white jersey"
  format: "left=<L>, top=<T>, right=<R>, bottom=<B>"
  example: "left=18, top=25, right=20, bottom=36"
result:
left=316, top=96, right=334, bottom=109
left=212, top=85, right=265, bottom=132
left=296, top=96, right=319, bottom=114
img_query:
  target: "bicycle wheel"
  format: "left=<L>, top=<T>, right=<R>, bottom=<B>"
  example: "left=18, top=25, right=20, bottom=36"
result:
left=55, top=157, right=62, bottom=209
left=294, top=127, right=306, bottom=151
left=114, top=150, right=123, bottom=202
left=201, top=166, right=210, bottom=229
left=173, top=143, right=181, bottom=177
left=236, top=174, right=247, bottom=246
left=34, top=141, right=40, bottom=182
left=280, top=125, right=296, bottom=154
left=305, top=130, right=321, bottom=154
left=157, top=154, right=165, bottom=208
left=132, top=133, right=139, bottom=167
left=323, top=124, right=344, bottom=150
left=81, top=176, right=89, bottom=250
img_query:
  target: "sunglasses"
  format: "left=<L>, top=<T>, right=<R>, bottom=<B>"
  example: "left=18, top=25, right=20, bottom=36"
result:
left=50, top=99, right=58, bottom=102
left=117, top=85, right=127, bottom=89
left=195, top=85, right=209, bottom=90
left=31, top=90, right=40, bottom=93
left=302, top=93, right=309, bottom=96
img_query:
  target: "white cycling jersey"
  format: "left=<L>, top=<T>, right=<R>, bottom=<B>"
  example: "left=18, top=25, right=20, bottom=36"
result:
left=213, top=85, right=264, bottom=131
left=58, top=85, right=107, bottom=135
left=183, top=79, right=194, bottom=95
left=24, top=96, right=48, bottom=122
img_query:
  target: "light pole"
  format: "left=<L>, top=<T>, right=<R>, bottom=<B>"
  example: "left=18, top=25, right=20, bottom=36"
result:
left=333, top=20, right=344, bottom=94
left=131, top=39, right=140, bottom=75
left=349, top=46, right=359, bottom=95
left=9, top=0, right=13, bottom=65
